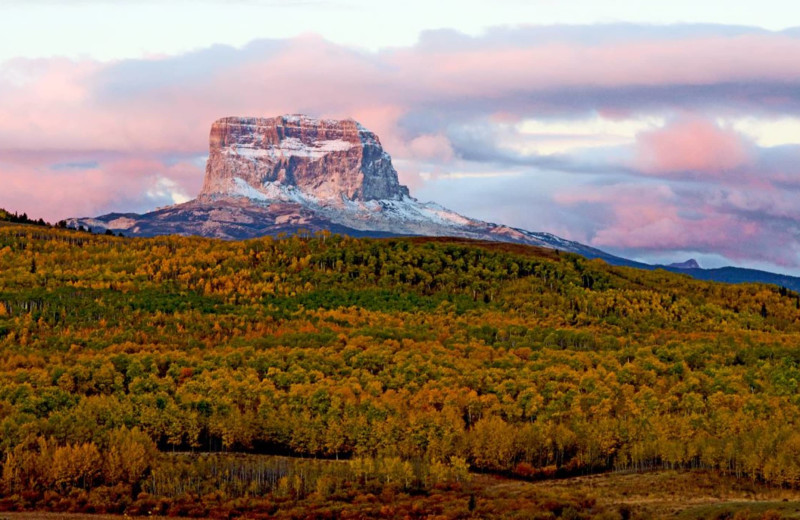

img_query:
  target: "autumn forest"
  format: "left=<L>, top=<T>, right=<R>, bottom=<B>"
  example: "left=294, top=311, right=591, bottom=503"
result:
left=2, top=220, right=800, bottom=518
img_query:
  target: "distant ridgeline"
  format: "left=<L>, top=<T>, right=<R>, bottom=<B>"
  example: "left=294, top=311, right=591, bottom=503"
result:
left=0, top=208, right=123, bottom=236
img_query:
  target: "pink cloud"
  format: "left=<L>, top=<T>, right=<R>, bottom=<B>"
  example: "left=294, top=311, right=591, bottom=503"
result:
left=0, top=152, right=201, bottom=221
left=633, top=117, right=755, bottom=177
left=554, top=182, right=800, bottom=266
left=386, top=34, right=800, bottom=99
left=558, top=184, right=725, bottom=249
left=406, top=134, right=454, bottom=162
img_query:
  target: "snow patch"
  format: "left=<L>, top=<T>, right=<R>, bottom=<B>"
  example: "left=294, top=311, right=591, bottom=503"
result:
left=230, top=137, right=355, bottom=161
left=106, top=217, right=137, bottom=230
left=231, top=178, right=271, bottom=201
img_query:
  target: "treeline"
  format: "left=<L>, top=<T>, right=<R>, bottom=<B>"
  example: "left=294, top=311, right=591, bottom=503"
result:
left=0, top=208, right=49, bottom=227
left=2, top=225, right=800, bottom=515
left=146, top=454, right=469, bottom=500
left=0, top=207, right=123, bottom=237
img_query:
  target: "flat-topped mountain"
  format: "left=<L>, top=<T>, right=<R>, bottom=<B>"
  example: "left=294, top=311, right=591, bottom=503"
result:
left=200, top=115, right=409, bottom=202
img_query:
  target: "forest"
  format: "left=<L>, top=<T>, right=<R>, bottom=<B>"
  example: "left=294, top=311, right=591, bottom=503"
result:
left=1, top=222, right=800, bottom=518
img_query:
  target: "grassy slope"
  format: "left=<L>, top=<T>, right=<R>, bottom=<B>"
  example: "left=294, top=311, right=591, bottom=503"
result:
left=529, top=470, right=800, bottom=519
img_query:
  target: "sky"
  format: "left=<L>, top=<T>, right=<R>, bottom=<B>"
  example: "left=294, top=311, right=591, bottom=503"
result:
left=3, top=1, right=800, bottom=273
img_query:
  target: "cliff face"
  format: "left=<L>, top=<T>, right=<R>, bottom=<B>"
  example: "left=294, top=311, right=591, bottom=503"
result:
left=200, top=115, right=409, bottom=202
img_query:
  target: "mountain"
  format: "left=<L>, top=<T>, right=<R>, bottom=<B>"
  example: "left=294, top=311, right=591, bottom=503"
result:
left=668, top=259, right=701, bottom=269
left=69, top=114, right=800, bottom=292
left=69, top=115, right=625, bottom=261
left=660, top=265, right=800, bottom=292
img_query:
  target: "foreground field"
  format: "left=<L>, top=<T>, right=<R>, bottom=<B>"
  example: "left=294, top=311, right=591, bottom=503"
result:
left=2, top=468, right=799, bottom=519
left=531, top=470, right=800, bottom=519
left=3, top=225, right=800, bottom=515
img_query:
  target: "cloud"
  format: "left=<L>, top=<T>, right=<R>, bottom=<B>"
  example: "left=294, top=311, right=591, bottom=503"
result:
left=552, top=181, right=800, bottom=266
left=0, top=151, right=202, bottom=220
left=633, top=116, right=755, bottom=177
left=406, top=134, right=455, bottom=162
left=415, top=112, right=800, bottom=269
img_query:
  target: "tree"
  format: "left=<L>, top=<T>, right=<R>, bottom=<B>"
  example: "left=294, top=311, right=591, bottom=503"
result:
left=104, top=427, right=157, bottom=485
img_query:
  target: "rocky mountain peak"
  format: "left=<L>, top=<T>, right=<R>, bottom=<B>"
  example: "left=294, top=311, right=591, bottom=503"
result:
left=199, top=115, right=410, bottom=203
left=668, top=259, right=701, bottom=269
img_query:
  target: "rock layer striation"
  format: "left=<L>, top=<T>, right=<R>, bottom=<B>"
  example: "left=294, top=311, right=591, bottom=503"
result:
left=200, top=115, right=409, bottom=203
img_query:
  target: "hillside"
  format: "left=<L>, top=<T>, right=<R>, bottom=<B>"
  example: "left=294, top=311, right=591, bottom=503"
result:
left=2, top=225, right=800, bottom=517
